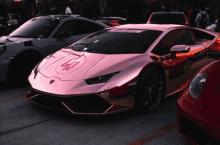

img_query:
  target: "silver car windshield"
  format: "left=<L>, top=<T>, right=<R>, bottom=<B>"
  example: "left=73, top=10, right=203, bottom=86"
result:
left=10, top=18, right=60, bottom=38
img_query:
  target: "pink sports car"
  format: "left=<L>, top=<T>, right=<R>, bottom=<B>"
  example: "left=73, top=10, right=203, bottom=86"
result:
left=26, top=24, right=220, bottom=115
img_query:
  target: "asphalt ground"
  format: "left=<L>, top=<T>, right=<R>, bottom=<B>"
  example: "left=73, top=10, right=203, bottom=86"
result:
left=0, top=82, right=190, bottom=145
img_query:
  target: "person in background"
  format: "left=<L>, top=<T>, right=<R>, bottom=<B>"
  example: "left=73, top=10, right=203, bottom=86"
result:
left=187, top=7, right=193, bottom=22
left=205, top=6, right=213, bottom=24
left=170, top=7, right=175, bottom=12
left=175, top=5, right=181, bottom=12
left=161, top=6, right=166, bottom=12
left=188, top=7, right=196, bottom=27
left=195, top=8, right=210, bottom=29
left=65, top=6, right=72, bottom=15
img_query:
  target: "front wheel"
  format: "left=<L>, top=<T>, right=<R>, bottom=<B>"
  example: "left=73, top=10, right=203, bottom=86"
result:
left=135, top=67, right=165, bottom=112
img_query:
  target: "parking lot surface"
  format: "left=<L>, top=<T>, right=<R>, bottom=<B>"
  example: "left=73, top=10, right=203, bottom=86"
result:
left=0, top=83, right=190, bottom=145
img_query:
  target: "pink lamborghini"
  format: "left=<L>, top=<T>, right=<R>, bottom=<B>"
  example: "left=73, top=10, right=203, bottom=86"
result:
left=26, top=24, right=220, bottom=115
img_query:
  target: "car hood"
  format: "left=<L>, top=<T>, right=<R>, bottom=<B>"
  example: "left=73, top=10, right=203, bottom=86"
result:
left=0, top=36, right=34, bottom=45
left=39, top=48, right=142, bottom=81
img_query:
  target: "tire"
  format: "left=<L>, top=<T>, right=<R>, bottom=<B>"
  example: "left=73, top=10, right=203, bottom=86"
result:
left=8, top=52, right=42, bottom=85
left=181, top=59, right=193, bottom=74
left=135, top=67, right=165, bottom=113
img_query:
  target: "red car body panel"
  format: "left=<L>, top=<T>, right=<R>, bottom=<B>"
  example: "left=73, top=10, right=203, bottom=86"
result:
left=182, top=60, right=220, bottom=119
left=177, top=60, right=220, bottom=144
left=27, top=24, right=220, bottom=115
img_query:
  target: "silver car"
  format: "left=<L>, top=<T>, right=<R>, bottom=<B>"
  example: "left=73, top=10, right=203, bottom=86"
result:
left=0, top=15, right=109, bottom=83
left=7, top=13, right=18, bottom=26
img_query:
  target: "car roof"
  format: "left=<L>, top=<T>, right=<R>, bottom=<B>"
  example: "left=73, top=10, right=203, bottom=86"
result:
left=37, top=15, right=80, bottom=20
left=114, top=24, right=185, bottom=31
left=152, top=12, right=184, bottom=14
left=101, top=17, right=127, bottom=20
left=31, top=15, right=110, bottom=28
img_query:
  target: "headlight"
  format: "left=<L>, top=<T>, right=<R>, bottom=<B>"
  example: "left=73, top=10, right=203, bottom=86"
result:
left=188, top=73, right=207, bottom=99
left=85, top=71, right=120, bottom=85
left=34, top=63, right=40, bottom=75
left=33, top=62, right=41, bottom=79
left=0, top=45, right=7, bottom=56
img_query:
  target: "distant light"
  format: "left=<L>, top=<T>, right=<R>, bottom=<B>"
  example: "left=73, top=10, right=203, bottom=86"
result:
left=83, top=47, right=87, bottom=50
left=94, top=40, right=99, bottom=43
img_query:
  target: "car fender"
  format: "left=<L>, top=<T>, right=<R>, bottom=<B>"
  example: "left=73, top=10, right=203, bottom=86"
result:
left=137, top=62, right=166, bottom=83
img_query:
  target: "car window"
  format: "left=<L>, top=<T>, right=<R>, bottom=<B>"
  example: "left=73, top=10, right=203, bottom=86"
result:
left=150, top=13, right=186, bottom=25
left=74, top=20, right=105, bottom=35
left=97, top=20, right=111, bottom=24
left=54, top=20, right=77, bottom=38
left=190, top=29, right=215, bottom=41
left=70, top=29, right=163, bottom=54
left=10, top=14, right=16, bottom=19
left=151, top=29, right=195, bottom=55
left=10, top=18, right=60, bottom=38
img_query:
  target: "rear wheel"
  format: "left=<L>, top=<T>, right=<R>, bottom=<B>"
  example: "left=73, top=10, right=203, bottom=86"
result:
left=135, top=67, right=165, bottom=112
left=181, top=59, right=193, bottom=74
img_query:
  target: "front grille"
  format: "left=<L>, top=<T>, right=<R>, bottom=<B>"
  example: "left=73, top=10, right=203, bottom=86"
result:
left=63, top=95, right=111, bottom=113
left=29, top=90, right=111, bottom=113
left=31, top=95, right=68, bottom=111
left=179, top=117, right=220, bottom=144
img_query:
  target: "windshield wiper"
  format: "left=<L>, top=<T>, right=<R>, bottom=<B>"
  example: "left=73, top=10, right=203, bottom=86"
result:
left=5, top=37, right=13, bottom=42
left=10, top=35, right=27, bottom=38
left=68, top=45, right=78, bottom=51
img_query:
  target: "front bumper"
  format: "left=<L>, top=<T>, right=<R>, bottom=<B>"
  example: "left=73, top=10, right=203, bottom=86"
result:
left=26, top=88, right=134, bottom=115
left=0, top=57, right=12, bottom=82
left=177, top=95, right=220, bottom=144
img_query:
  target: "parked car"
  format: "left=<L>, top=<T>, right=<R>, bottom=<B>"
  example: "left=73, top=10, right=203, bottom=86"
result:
left=26, top=24, right=220, bottom=115
left=177, top=59, right=220, bottom=144
left=7, top=13, right=18, bottom=26
left=206, top=19, right=219, bottom=32
left=0, top=15, right=109, bottom=83
left=0, top=16, right=8, bottom=30
left=147, top=12, right=189, bottom=25
left=95, top=17, right=128, bottom=27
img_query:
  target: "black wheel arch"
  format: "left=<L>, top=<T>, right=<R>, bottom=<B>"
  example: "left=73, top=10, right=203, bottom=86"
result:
left=137, top=63, right=166, bottom=87
left=12, top=49, right=44, bottom=61
left=8, top=49, right=44, bottom=74
left=134, top=63, right=167, bottom=110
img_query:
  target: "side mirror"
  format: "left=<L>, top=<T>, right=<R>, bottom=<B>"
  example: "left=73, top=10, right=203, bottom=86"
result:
left=170, top=45, right=190, bottom=58
left=57, top=31, right=71, bottom=39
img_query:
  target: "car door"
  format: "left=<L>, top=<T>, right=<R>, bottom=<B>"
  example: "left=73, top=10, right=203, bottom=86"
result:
left=151, top=28, right=216, bottom=95
left=48, top=19, right=105, bottom=54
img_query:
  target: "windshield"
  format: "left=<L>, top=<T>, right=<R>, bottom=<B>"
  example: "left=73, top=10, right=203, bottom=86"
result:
left=150, top=13, right=186, bottom=25
left=70, top=28, right=162, bottom=54
left=10, top=18, right=60, bottom=38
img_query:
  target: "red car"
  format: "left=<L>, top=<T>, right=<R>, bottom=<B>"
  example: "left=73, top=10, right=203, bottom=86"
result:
left=177, top=60, right=220, bottom=144
left=95, top=17, right=128, bottom=27
left=147, top=12, right=189, bottom=26
left=26, top=24, right=220, bottom=115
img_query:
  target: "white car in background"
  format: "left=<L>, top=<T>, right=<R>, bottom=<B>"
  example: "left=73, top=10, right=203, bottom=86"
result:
left=0, top=15, right=109, bottom=83
left=7, top=13, right=18, bottom=26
